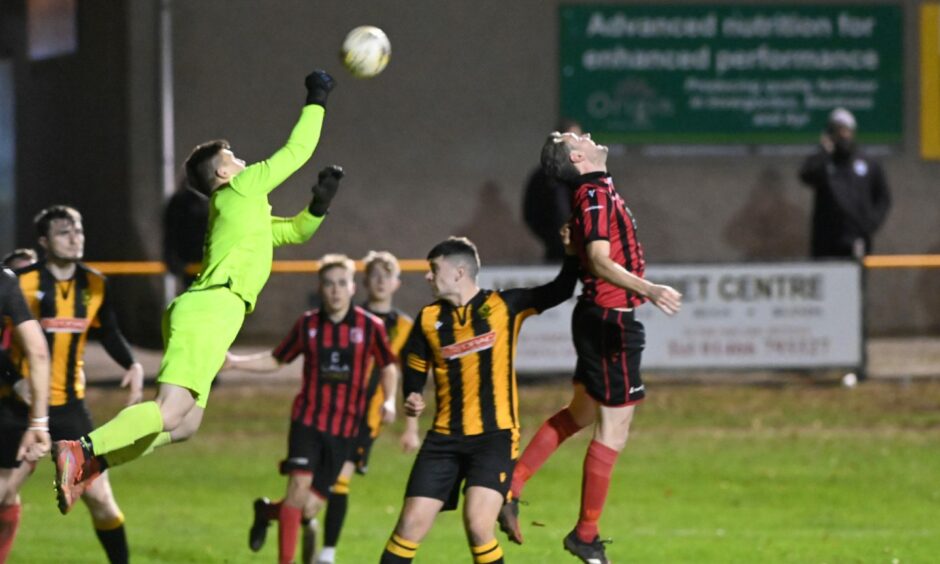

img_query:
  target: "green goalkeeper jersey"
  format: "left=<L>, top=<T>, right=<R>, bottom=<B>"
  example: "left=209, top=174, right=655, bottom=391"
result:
left=189, top=104, right=326, bottom=312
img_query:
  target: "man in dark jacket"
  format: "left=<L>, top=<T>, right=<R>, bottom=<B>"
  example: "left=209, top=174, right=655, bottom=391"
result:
left=799, top=108, right=891, bottom=259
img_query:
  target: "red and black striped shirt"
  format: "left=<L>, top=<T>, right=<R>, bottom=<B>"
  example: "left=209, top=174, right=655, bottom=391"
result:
left=570, top=172, right=647, bottom=309
left=273, top=305, right=395, bottom=437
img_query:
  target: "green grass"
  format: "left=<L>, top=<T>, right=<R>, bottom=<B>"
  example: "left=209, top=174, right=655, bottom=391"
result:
left=11, top=380, right=940, bottom=563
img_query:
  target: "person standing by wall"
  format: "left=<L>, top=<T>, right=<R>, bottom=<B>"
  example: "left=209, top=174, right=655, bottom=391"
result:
left=799, top=108, right=892, bottom=259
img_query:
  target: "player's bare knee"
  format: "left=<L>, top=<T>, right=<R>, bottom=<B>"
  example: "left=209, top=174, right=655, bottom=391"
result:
left=464, top=520, right=495, bottom=546
left=395, top=510, right=431, bottom=540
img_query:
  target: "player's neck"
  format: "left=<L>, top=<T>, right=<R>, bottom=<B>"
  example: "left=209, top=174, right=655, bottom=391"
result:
left=366, top=297, right=392, bottom=313
left=326, top=305, right=350, bottom=323
left=45, top=259, right=77, bottom=281
left=446, top=284, right=480, bottom=307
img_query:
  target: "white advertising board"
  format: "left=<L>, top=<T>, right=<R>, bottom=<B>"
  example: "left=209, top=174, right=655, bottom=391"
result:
left=478, top=262, right=862, bottom=373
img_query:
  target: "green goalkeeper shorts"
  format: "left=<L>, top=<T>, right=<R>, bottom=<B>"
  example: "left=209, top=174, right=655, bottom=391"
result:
left=156, top=287, right=246, bottom=408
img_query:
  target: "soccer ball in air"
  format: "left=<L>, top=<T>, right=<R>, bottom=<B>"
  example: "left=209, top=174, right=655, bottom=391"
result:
left=340, top=26, right=390, bottom=78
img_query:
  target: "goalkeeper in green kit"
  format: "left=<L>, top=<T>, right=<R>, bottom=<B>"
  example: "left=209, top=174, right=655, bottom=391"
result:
left=51, top=70, right=342, bottom=514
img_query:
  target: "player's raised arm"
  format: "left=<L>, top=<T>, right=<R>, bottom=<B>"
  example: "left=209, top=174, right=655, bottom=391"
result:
left=270, top=165, right=344, bottom=247
left=229, top=70, right=335, bottom=197
left=502, top=224, right=580, bottom=316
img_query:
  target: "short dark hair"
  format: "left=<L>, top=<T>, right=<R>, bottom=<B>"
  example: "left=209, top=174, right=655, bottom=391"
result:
left=34, top=205, right=82, bottom=239
left=427, top=237, right=480, bottom=278
left=1, top=248, right=38, bottom=268
left=184, top=139, right=230, bottom=196
left=540, top=132, right=579, bottom=181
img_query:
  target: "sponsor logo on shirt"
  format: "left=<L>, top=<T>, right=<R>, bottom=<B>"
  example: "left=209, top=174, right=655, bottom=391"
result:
left=40, top=318, right=89, bottom=333
left=441, top=331, right=496, bottom=360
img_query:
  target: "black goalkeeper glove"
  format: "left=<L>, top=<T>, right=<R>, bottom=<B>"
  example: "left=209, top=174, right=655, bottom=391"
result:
left=309, top=165, right=344, bottom=216
left=305, top=70, right=335, bottom=107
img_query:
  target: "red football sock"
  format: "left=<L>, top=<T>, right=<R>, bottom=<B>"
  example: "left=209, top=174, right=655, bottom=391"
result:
left=0, top=503, right=22, bottom=562
left=576, top=440, right=619, bottom=542
left=277, top=503, right=302, bottom=564
left=511, top=408, right=581, bottom=498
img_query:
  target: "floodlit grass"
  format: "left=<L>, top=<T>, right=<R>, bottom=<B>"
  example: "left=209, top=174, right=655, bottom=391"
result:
left=10, top=379, right=940, bottom=563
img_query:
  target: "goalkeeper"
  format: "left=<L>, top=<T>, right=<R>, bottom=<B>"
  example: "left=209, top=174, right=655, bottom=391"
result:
left=52, top=69, right=342, bottom=515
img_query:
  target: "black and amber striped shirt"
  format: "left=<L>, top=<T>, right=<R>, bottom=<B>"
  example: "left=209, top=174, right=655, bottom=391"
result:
left=10, top=262, right=135, bottom=406
left=402, top=257, right=579, bottom=437
left=571, top=172, right=647, bottom=309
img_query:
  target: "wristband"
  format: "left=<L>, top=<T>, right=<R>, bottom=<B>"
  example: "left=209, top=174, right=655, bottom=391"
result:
left=30, top=416, right=49, bottom=424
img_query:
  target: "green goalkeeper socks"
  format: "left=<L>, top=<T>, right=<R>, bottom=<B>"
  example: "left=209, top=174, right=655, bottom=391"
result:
left=101, top=431, right=172, bottom=469
left=88, top=401, right=164, bottom=456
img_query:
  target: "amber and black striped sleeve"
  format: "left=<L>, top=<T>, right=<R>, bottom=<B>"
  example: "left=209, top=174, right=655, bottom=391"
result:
left=91, top=281, right=135, bottom=370
left=499, top=255, right=580, bottom=316
left=401, top=310, right=432, bottom=397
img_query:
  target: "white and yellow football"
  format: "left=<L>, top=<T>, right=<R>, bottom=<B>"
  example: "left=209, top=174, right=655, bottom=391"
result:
left=340, top=26, right=391, bottom=78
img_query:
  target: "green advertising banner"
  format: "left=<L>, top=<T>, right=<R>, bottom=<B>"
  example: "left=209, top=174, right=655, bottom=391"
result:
left=560, top=4, right=903, bottom=144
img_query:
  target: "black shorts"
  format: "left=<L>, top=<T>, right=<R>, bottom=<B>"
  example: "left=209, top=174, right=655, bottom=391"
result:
left=0, top=399, right=28, bottom=469
left=404, top=430, right=515, bottom=511
left=279, top=421, right=353, bottom=498
left=49, top=400, right=96, bottom=440
left=0, top=399, right=95, bottom=468
left=349, top=422, right=375, bottom=467
left=572, top=301, right=646, bottom=406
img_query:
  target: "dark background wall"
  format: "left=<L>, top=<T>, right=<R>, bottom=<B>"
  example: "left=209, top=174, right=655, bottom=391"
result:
left=4, top=0, right=940, bottom=345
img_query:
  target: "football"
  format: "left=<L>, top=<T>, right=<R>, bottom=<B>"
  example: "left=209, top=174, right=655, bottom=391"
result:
left=340, top=26, right=391, bottom=78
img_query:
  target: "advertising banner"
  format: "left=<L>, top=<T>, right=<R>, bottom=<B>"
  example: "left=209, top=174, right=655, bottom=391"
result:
left=560, top=4, right=903, bottom=144
left=479, top=262, right=862, bottom=373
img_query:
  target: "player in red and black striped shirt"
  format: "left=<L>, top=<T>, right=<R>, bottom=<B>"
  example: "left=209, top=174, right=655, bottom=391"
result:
left=225, top=254, right=399, bottom=564
left=499, top=131, right=682, bottom=564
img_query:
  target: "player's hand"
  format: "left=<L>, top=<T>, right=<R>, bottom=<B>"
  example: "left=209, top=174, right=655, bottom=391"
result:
left=820, top=132, right=834, bottom=154
left=121, top=362, right=145, bottom=406
left=381, top=397, right=397, bottom=423
left=17, top=427, right=51, bottom=463
left=305, top=69, right=335, bottom=107
left=308, top=165, right=344, bottom=216
left=12, top=378, right=31, bottom=404
left=403, top=392, right=425, bottom=417
left=648, top=284, right=682, bottom=316
left=560, top=223, right=576, bottom=256
left=400, top=428, right=420, bottom=453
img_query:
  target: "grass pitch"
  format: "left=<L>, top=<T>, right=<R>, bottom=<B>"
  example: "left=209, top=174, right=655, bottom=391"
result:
left=11, top=378, right=940, bottom=563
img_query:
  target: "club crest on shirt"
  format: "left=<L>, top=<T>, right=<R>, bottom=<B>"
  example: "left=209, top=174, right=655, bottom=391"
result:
left=853, top=160, right=868, bottom=176
left=350, top=328, right=364, bottom=344
left=308, top=328, right=318, bottom=338
left=441, top=331, right=496, bottom=360
left=81, top=290, right=92, bottom=306
left=477, top=304, right=491, bottom=319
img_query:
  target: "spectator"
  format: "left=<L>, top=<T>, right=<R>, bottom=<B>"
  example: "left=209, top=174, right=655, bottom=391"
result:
left=799, top=108, right=891, bottom=259
left=523, top=119, right=581, bottom=262
left=162, top=182, right=209, bottom=289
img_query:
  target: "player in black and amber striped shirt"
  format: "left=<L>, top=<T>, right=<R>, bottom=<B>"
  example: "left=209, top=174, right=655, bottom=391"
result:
left=8, top=206, right=141, bottom=563
left=498, top=131, right=682, bottom=564
left=225, top=254, right=399, bottom=564
left=380, top=236, right=578, bottom=564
